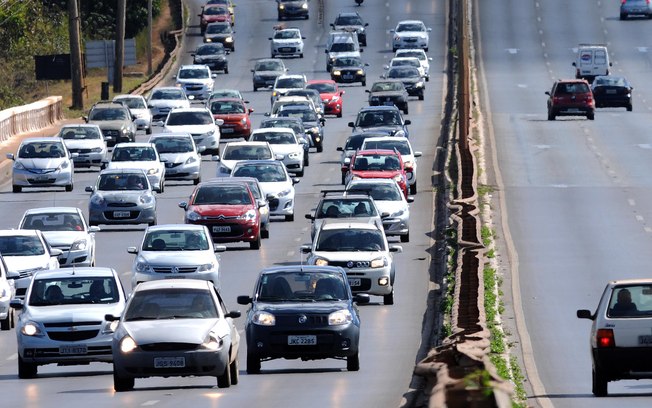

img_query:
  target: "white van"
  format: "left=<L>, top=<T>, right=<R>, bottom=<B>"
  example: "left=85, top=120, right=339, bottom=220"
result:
left=572, top=44, right=611, bottom=82
left=325, top=30, right=362, bottom=72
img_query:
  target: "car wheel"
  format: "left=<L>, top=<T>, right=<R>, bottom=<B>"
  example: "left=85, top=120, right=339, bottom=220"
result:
left=341, top=173, right=346, bottom=185
left=410, top=180, right=417, bottom=195
left=383, top=290, right=395, bottom=305
left=361, top=79, right=366, bottom=87
left=146, top=127, right=152, bottom=135
left=547, top=110, right=556, bottom=121
left=400, top=232, right=410, bottom=243
left=0, top=312, right=10, bottom=330
left=392, top=47, right=397, bottom=52
left=18, top=356, right=37, bottom=379
left=253, top=85, right=258, bottom=92
left=217, top=362, right=232, bottom=388
left=347, top=352, right=360, bottom=371
left=113, top=370, right=135, bottom=392
left=247, top=352, right=261, bottom=374
left=337, top=111, right=342, bottom=118
left=592, top=367, right=608, bottom=397
left=425, top=47, right=429, bottom=52
left=426, top=76, right=429, bottom=82
left=317, top=143, right=323, bottom=153
left=627, top=104, right=633, bottom=112
left=587, top=112, right=595, bottom=121
left=403, top=105, right=409, bottom=115
left=620, top=13, right=627, bottom=20
left=250, top=233, right=261, bottom=249
left=304, top=153, right=309, bottom=166
left=148, top=218, right=157, bottom=227
left=65, top=182, right=73, bottom=192
left=225, top=66, right=229, bottom=74
left=159, top=181, right=165, bottom=193
left=300, top=53, right=304, bottom=58
left=297, top=168, right=304, bottom=177
left=262, top=227, right=270, bottom=239
left=418, top=92, right=424, bottom=101
left=12, top=185, right=21, bottom=193
left=194, top=176, right=201, bottom=185
left=229, top=353, right=239, bottom=385
left=285, top=213, right=294, bottom=222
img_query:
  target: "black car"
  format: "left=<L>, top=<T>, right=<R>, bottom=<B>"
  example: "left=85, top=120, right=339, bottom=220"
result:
left=277, top=106, right=325, bottom=152
left=204, top=22, right=235, bottom=51
left=276, top=0, right=309, bottom=20
left=192, top=43, right=229, bottom=74
left=251, top=58, right=288, bottom=92
left=348, top=106, right=411, bottom=138
left=591, top=75, right=633, bottom=111
left=382, top=66, right=425, bottom=100
left=237, top=265, right=368, bottom=373
left=366, top=80, right=409, bottom=114
left=260, top=117, right=310, bottom=164
left=330, top=11, right=368, bottom=46
left=330, top=55, right=368, bottom=86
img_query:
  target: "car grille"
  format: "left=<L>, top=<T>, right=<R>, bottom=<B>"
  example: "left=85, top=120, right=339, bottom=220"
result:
left=165, top=162, right=182, bottom=169
left=184, top=85, right=203, bottom=91
left=140, top=342, right=199, bottom=351
left=204, top=214, right=239, bottom=220
left=48, top=330, right=100, bottom=342
left=28, top=178, right=57, bottom=185
left=44, top=321, right=102, bottom=328
left=151, top=266, right=200, bottom=274
left=268, top=198, right=280, bottom=211
left=68, top=148, right=95, bottom=154
left=326, top=260, right=371, bottom=268
left=275, top=314, right=329, bottom=327
left=279, top=47, right=297, bottom=53
left=107, top=201, right=138, bottom=207
left=27, top=167, right=56, bottom=174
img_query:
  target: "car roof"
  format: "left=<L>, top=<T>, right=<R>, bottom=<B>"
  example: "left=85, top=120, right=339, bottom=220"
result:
left=99, top=168, right=149, bottom=176
left=224, top=140, right=270, bottom=148
left=149, top=132, right=193, bottom=139
left=33, top=267, right=117, bottom=280
left=260, top=265, right=346, bottom=276
left=355, top=149, right=399, bottom=156
left=307, top=79, right=337, bottom=85
left=362, top=136, right=410, bottom=144
left=608, top=279, right=652, bottom=286
left=0, top=229, right=42, bottom=237
left=114, top=142, right=155, bottom=149
left=20, top=137, right=65, bottom=144
left=145, top=224, right=207, bottom=232
left=113, top=94, right=145, bottom=100
left=168, top=107, right=212, bottom=113
left=233, top=159, right=282, bottom=167
left=179, top=64, right=211, bottom=70
left=320, top=220, right=381, bottom=231
left=348, top=178, right=398, bottom=186
left=134, top=279, right=211, bottom=292
left=555, top=79, right=590, bottom=84
left=23, top=207, right=81, bottom=215
left=209, top=97, right=244, bottom=103
left=336, top=11, right=361, bottom=17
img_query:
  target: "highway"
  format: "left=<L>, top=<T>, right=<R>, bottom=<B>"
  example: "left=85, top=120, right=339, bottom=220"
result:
left=0, top=1, right=447, bottom=407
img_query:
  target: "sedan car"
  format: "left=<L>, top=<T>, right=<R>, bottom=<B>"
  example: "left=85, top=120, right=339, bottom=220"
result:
left=149, top=133, right=203, bottom=185
left=546, top=79, right=595, bottom=121
left=367, top=80, right=409, bottom=114
left=180, top=179, right=263, bottom=249
left=199, top=5, right=232, bottom=34
left=237, top=265, right=367, bottom=373
left=307, top=79, right=344, bottom=118
left=329, top=55, right=368, bottom=86
left=620, top=0, right=652, bottom=19
left=113, top=94, right=153, bottom=134
left=128, top=224, right=226, bottom=288
left=173, top=64, right=216, bottom=101
left=348, top=105, right=411, bottom=137
left=57, top=124, right=107, bottom=168
left=204, top=21, right=235, bottom=51
left=107, top=279, right=241, bottom=391
left=345, top=149, right=409, bottom=198
left=208, top=98, right=254, bottom=139
left=10, top=267, right=125, bottom=378
left=7, top=138, right=75, bottom=193
left=251, top=58, right=288, bottom=91
left=260, top=117, right=310, bottom=162
left=18, top=207, right=100, bottom=267
left=391, top=19, right=431, bottom=52
left=577, top=279, right=652, bottom=396
left=276, top=105, right=325, bottom=152
left=331, top=11, right=368, bottom=46
left=305, top=190, right=383, bottom=239
left=395, top=48, right=432, bottom=81
left=591, top=75, right=633, bottom=111
left=105, top=142, right=166, bottom=193
left=0, top=255, right=15, bottom=330
left=85, top=169, right=157, bottom=227
left=192, top=43, right=229, bottom=73
left=250, top=128, right=305, bottom=176
left=269, top=27, right=305, bottom=58
left=361, top=136, right=422, bottom=194
left=382, top=66, right=425, bottom=100
left=214, top=141, right=277, bottom=177
left=146, top=87, right=191, bottom=122
left=384, top=57, right=426, bottom=80
left=161, top=107, right=223, bottom=155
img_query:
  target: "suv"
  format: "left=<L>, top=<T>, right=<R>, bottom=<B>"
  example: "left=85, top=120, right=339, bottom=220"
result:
left=276, top=0, right=309, bottom=20
left=545, top=79, right=595, bottom=121
left=84, top=101, right=136, bottom=147
left=174, top=65, right=216, bottom=101
left=330, top=11, right=368, bottom=46
left=251, top=58, right=287, bottom=91
left=325, top=31, right=362, bottom=72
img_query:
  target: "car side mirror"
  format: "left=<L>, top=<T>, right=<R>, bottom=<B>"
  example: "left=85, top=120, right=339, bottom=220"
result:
left=572, top=62, right=577, bottom=67
left=127, top=246, right=138, bottom=254
left=82, top=115, right=89, bottom=122
left=105, top=314, right=120, bottom=322
left=212, top=155, right=221, bottom=161
left=6, top=153, right=14, bottom=160
left=305, top=213, right=314, bottom=220
left=153, top=120, right=164, bottom=126
left=330, top=23, right=335, bottom=28
left=292, top=177, right=300, bottom=185
left=226, top=310, right=241, bottom=319
left=50, top=248, right=63, bottom=257
left=300, top=244, right=311, bottom=253
left=197, top=146, right=206, bottom=153
left=324, top=49, right=328, bottom=54
left=89, top=226, right=101, bottom=232
left=348, top=122, right=355, bottom=128
left=576, top=309, right=594, bottom=320
left=85, top=186, right=95, bottom=193
left=407, top=196, right=415, bottom=203
left=389, top=245, right=403, bottom=253
left=237, top=295, right=252, bottom=305
left=178, top=201, right=188, bottom=209
left=545, top=91, right=551, bottom=96
left=336, top=147, right=344, bottom=152
left=215, top=118, right=225, bottom=126
left=266, top=193, right=275, bottom=200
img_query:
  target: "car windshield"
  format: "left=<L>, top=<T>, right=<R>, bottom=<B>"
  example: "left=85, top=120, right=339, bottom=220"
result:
left=153, top=137, right=194, bottom=153
left=607, top=285, right=652, bottom=318
left=333, top=57, right=361, bottom=67
left=233, top=164, right=286, bottom=182
left=98, top=173, right=148, bottom=191
left=19, top=142, right=65, bottom=158
left=206, top=23, right=231, bottom=34
left=371, top=82, right=404, bottom=92
left=392, top=59, right=420, bottom=68
left=204, top=6, right=228, bottom=15
left=278, top=109, right=318, bottom=122
left=330, top=42, right=355, bottom=52
left=594, top=77, right=627, bottom=87
left=125, top=289, right=218, bottom=321
left=257, top=271, right=349, bottom=302
left=211, top=90, right=240, bottom=100
left=223, top=145, right=271, bottom=160
left=150, top=89, right=185, bottom=100
left=0, top=235, right=45, bottom=256
left=60, top=126, right=102, bottom=140
left=196, top=44, right=225, bottom=55
left=307, top=83, right=337, bottom=93
left=316, top=228, right=385, bottom=251
left=142, top=230, right=210, bottom=251
left=276, top=77, right=304, bottom=88
left=335, top=15, right=363, bottom=25
left=210, top=100, right=245, bottom=114
left=317, top=199, right=377, bottom=219
left=28, top=277, right=119, bottom=306
left=178, top=68, right=209, bottom=79
left=255, top=61, right=283, bottom=71
left=251, top=131, right=295, bottom=145
left=262, top=120, right=303, bottom=135
left=89, top=108, right=129, bottom=121
left=397, top=22, right=426, bottom=32
left=353, top=183, right=402, bottom=201
left=21, top=213, right=84, bottom=232
left=344, top=135, right=367, bottom=150
left=116, top=98, right=146, bottom=109
left=388, top=67, right=420, bottom=79
left=166, top=111, right=214, bottom=125
left=554, top=82, right=590, bottom=95
left=357, top=111, right=401, bottom=126
left=193, top=185, right=252, bottom=205
left=363, top=140, right=410, bottom=155
left=112, top=146, right=157, bottom=161
left=398, top=51, right=425, bottom=60
left=353, top=154, right=400, bottom=171
left=275, top=30, right=300, bottom=39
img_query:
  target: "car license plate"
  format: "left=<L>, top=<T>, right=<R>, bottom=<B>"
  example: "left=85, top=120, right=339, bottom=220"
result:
left=154, top=357, right=186, bottom=368
left=221, top=128, right=234, bottom=133
left=639, top=335, right=652, bottom=346
left=343, top=74, right=354, bottom=80
left=113, top=211, right=131, bottom=218
left=348, top=278, right=362, bottom=287
left=383, top=101, right=395, bottom=106
left=288, top=335, right=317, bottom=346
left=213, top=226, right=231, bottom=233
left=280, top=47, right=293, bottom=52
left=59, top=344, right=88, bottom=355
left=606, top=89, right=617, bottom=94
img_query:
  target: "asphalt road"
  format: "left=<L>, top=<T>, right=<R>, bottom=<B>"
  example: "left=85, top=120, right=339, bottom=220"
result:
left=477, top=0, right=652, bottom=406
left=0, top=1, right=447, bottom=407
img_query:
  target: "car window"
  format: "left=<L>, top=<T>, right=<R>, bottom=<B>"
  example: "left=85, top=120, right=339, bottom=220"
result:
left=307, top=83, right=337, bottom=93
left=167, top=111, right=214, bottom=125
left=153, top=137, right=193, bottom=153
left=333, top=57, right=361, bottom=67
left=363, top=140, right=410, bottom=155
left=193, top=185, right=252, bottom=205
left=112, top=146, right=156, bottom=161
left=197, top=44, right=225, bottom=55
left=125, top=288, right=218, bottom=320
left=22, top=213, right=84, bottom=232
left=98, top=173, right=148, bottom=191
left=317, top=198, right=377, bottom=218
left=19, top=142, right=65, bottom=159
left=60, top=126, right=102, bottom=140
left=224, top=145, right=271, bottom=160
left=607, top=285, right=652, bottom=318
left=206, top=23, right=232, bottom=34
left=276, top=77, right=304, bottom=88
left=316, top=229, right=385, bottom=251
left=0, top=235, right=45, bottom=256
left=117, top=98, right=146, bottom=109
left=28, top=277, right=119, bottom=306
left=257, top=271, right=348, bottom=302
left=353, top=183, right=401, bottom=201
left=234, top=164, right=286, bottom=182
left=179, top=68, right=209, bottom=79
left=210, top=101, right=245, bottom=114
left=89, top=108, right=128, bottom=121
left=252, top=131, right=295, bottom=145
left=150, top=89, right=185, bottom=100
left=143, top=230, right=209, bottom=251
left=388, top=67, right=420, bottom=79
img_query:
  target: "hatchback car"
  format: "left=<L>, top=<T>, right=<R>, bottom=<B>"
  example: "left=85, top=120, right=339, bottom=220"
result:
left=128, top=224, right=226, bottom=288
left=84, top=101, right=137, bottom=146
left=330, top=11, right=368, bottom=46
left=251, top=58, right=288, bottom=91
left=86, top=169, right=157, bottom=227
left=107, top=279, right=241, bottom=391
left=7, top=138, right=75, bottom=193
left=546, top=79, right=595, bottom=120
left=391, top=20, right=431, bottom=52
left=336, top=132, right=389, bottom=184
left=260, top=117, right=311, bottom=162
left=192, top=43, right=230, bottom=74
left=577, top=279, right=652, bottom=396
left=212, top=176, right=271, bottom=239
left=385, top=57, right=426, bottom=80
left=237, top=265, right=367, bottom=373
left=306, top=190, right=383, bottom=239
left=269, top=27, right=305, bottom=58
left=208, top=97, right=254, bottom=139
left=149, top=133, right=203, bottom=185
left=11, top=267, right=125, bottom=378
left=174, top=65, right=216, bottom=101
left=250, top=128, right=305, bottom=176
left=591, top=75, right=633, bottom=111
left=395, top=48, right=432, bottom=81
left=621, top=0, right=652, bottom=19
left=105, top=142, right=166, bottom=193
left=204, top=21, right=235, bottom=51
left=214, top=141, right=277, bottom=177
left=161, top=107, right=223, bottom=155
left=361, top=136, right=422, bottom=194
left=271, top=74, right=308, bottom=105
left=180, top=179, right=263, bottom=249
left=146, top=87, right=191, bottom=121
left=276, top=0, right=309, bottom=20
left=367, top=80, right=409, bottom=114
left=307, top=79, right=344, bottom=118
left=330, top=55, right=368, bottom=86
left=113, top=94, right=153, bottom=134
left=345, top=149, right=409, bottom=198
left=57, top=124, right=107, bottom=168
left=348, top=106, right=411, bottom=137
left=18, top=207, right=99, bottom=267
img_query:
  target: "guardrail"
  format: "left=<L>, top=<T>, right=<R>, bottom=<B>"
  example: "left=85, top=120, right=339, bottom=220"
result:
left=0, top=96, right=63, bottom=143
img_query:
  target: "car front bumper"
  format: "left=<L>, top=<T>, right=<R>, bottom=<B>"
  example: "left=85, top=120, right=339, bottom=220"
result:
left=18, top=332, right=113, bottom=365
left=113, top=347, right=229, bottom=379
left=89, top=204, right=157, bottom=226
left=12, top=168, right=73, bottom=188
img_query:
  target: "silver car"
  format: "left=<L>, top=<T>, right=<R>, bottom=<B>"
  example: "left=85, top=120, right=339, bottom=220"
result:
left=105, top=142, right=166, bottom=193
left=57, top=124, right=107, bottom=168
left=10, top=267, right=126, bottom=378
left=86, top=169, right=157, bottom=227
left=0, top=254, right=15, bottom=330
left=108, top=279, right=241, bottom=391
left=7, top=137, right=76, bottom=193
left=149, top=133, right=204, bottom=185
left=146, top=87, right=191, bottom=121
left=113, top=94, right=153, bottom=134
left=128, top=224, right=226, bottom=289
left=18, top=207, right=100, bottom=267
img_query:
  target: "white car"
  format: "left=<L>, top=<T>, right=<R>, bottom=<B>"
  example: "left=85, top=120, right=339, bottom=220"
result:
left=161, top=107, right=223, bottom=155
left=301, top=220, right=402, bottom=305
left=0, top=255, right=15, bottom=330
left=127, top=224, right=226, bottom=289
left=113, top=94, right=153, bottom=134
left=173, top=64, right=217, bottom=101
left=105, top=143, right=166, bottom=193
left=231, top=160, right=298, bottom=221
left=57, top=124, right=107, bottom=168
left=385, top=57, right=426, bottom=80
left=346, top=178, right=412, bottom=242
left=269, top=27, right=305, bottom=58
left=146, top=87, right=191, bottom=121
left=7, top=138, right=76, bottom=193
left=214, top=140, right=277, bottom=177
left=149, top=132, right=204, bottom=185
left=18, top=207, right=100, bottom=268
left=360, top=136, right=422, bottom=194
left=0, top=229, right=62, bottom=300
left=11, top=267, right=126, bottom=378
left=270, top=95, right=319, bottom=118
left=391, top=20, right=432, bottom=52
left=271, top=74, right=308, bottom=105
left=395, top=49, right=432, bottom=81
left=250, top=128, right=305, bottom=176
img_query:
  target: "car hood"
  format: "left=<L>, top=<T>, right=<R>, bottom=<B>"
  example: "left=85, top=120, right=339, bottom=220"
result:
left=259, top=181, right=293, bottom=196
left=4, top=255, right=51, bottom=272
left=312, top=250, right=387, bottom=261
left=213, top=113, right=246, bottom=122
left=205, top=33, right=231, bottom=39
left=24, top=303, right=124, bottom=323
left=253, top=301, right=349, bottom=314
left=176, top=78, right=213, bottom=86
left=107, top=161, right=161, bottom=171
left=64, top=140, right=105, bottom=150
left=138, top=250, right=217, bottom=266
left=95, top=190, right=151, bottom=201
left=397, top=31, right=428, bottom=39
left=15, top=158, right=68, bottom=170
left=273, top=38, right=302, bottom=45
left=164, top=124, right=216, bottom=134
left=160, top=152, right=196, bottom=164
left=89, top=120, right=130, bottom=130
left=328, top=51, right=361, bottom=58
left=270, top=144, right=302, bottom=156
left=333, top=25, right=364, bottom=33
left=194, top=54, right=226, bottom=62
left=122, top=319, right=218, bottom=345
left=42, top=230, right=88, bottom=246
left=192, top=204, right=252, bottom=216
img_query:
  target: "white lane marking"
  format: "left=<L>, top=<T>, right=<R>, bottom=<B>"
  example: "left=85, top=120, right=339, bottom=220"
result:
left=141, top=401, right=160, bottom=406
left=534, top=144, right=551, bottom=149
left=7, top=353, right=17, bottom=361
left=628, top=199, right=636, bottom=206
left=638, top=47, right=648, bottom=53
left=506, top=48, right=518, bottom=54
left=637, top=144, right=652, bottom=149
left=517, top=84, right=527, bottom=88
left=645, top=227, right=652, bottom=233
left=287, top=250, right=295, bottom=257
left=636, top=215, right=645, bottom=222
left=550, top=184, right=569, bottom=188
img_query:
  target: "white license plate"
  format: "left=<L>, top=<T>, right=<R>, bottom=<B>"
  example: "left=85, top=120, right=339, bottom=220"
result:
left=154, top=357, right=186, bottom=368
left=639, top=335, right=652, bottom=346
left=59, top=344, right=88, bottom=355
left=348, top=278, right=362, bottom=287
left=288, top=335, right=317, bottom=346
left=113, top=211, right=131, bottom=218
left=221, top=128, right=234, bottom=133
left=213, top=226, right=231, bottom=233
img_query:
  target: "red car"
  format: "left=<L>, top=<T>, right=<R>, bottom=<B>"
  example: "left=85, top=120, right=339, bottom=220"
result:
left=180, top=179, right=262, bottom=249
left=208, top=97, right=254, bottom=139
left=307, top=79, right=345, bottom=118
left=345, top=149, right=408, bottom=197
left=199, top=5, right=232, bottom=34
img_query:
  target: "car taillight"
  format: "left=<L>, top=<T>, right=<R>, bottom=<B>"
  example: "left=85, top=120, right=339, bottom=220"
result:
left=621, top=0, right=626, bottom=4
left=596, top=328, right=615, bottom=348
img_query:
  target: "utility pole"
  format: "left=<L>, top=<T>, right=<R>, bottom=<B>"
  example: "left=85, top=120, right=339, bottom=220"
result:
left=114, top=0, right=126, bottom=93
left=147, top=0, right=153, bottom=76
left=68, top=0, right=84, bottom=109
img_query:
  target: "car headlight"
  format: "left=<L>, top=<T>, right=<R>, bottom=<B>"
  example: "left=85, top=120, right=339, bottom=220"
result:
left=332, top=70, right=342, bottom=76
left=121, top=127, right=129, bottom=134
left=197, top=262, right=216, bottom=272
left=57, top=160, right=70, bottom=170
left=404, top=161, right=414, bottom=169
left=287, top=152, right=301, bottom=160
left=202, top=331, right=224, bottom=350
left=185, top=156, right=198, bottom=165
left=21, top=321, right=44, bottom=337
left=252, top=310, right=276, bottom=326
left=204, top=129, right=216, bottom=137
left=218, top=165, right=231, bottom=175
left=14, top=161, right=26, bottom=170
left=331, top=96, right=340, bottom=102
left=314, top=257, right=329, bottom=266
left=135, top=258, right=151, bottom=273
left=225, top=36, right=233, bottom=43
left=351, top=175, right=362, bottom=181
left=102, top=320, right=119, bottom=334
left=416, top=82, right=424, bottom=88
left=147, top=168, right=160, bottom=175
left=259, top=205, right=269, bottom=216
left=239, top=209, right=257, bottom=221
left=394, top=35, right=401, bottom=41
left=277, top=188, right=292, bottom=197
left=370, top=256, right=387, bottom=268
left=186, top=210, right=202, bottom=221
left=139, top=193, right=155, bottom=204
left=393, top=174, right=405, bottom=183
left=279, top=4, right=285, bottom=9
left=301, top=2, right=308, bottom=9
left=328, top=309, right=353, bottom=325
left=240, top=117, right=248, bottom=125
left=119, top=335, right=137, bottom=353
left=391, top=208, right=406, bottom=217
left=0, top=287, right=9, bottom=301
left=356, top=69, right=365, bottom=75
left=90, top=194, right=105, bottom=206
left=70, top=239, right=88, bottom=251
left=205, top=38, right=213, bottom=42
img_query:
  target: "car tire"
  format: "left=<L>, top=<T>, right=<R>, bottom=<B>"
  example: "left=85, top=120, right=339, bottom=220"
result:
left=627, top=104, right=633, bottom=112
left=18, top=356, right=37, bottom=379
left=65, top=182, right=73, bottom=192
left=194, top=176, right=201, bottom=185
left=347, top=352, right=360, bottom=371
left=300, top=53, right=304, bottom=58
left=247, top=352, right=261, bottom=374
left=403, top=106, right=409, bottom=115
left=317, top=143, right=323, bottom=153
left=217, top=362, right=232, bottom=388
left=250, top=233, right=261, bottom=249
left=285, top=213, right=294, bottom=222
left=159, top=181, right=165, bottom=193
left=229, top=353, right=239, bottom=385
left=592, top=368, right=608, bottom=397
left=547, top=110, right=556, bottom=121
left=262, top=227, right=270, bottom=239
left=400, top=232, right=410, bottom=243
left=620, top=13, right=627, bottom=20
left=146, top=126, right=152, bottom=135
left=297, top=168, right=304, bottom=177
left=392, top=47, right=397, bottom=53
left=337, top=111, right=342, bottom=118
left=113, top=370, right=135, bottom=392
left=341, top=173, right=346, bottom=185
left=12, top=185, right=21, bottom=193
left=225, top=66, right=229, bottom=74
left=148, top=218, right=157, bottom=227
left=418, top=92, right=424, bottom=101
left=304, top=154, right=309, bottom=166
left=0, top=310, right=11, bottom=330
left=253, top=85, right=258, bottom=92
left=361, top=79, right=366, bottom=87
left=383, top=290, right=395, bottom=305
left=410, top=180, right=417, bottom=195
left=587, top=112, right=595, bottom=120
